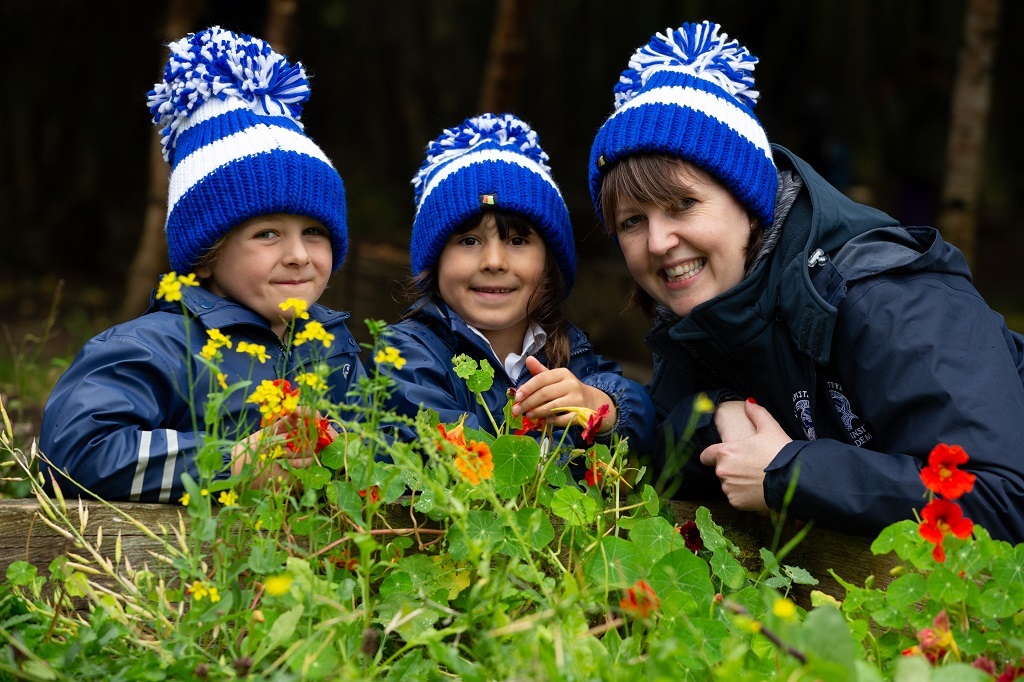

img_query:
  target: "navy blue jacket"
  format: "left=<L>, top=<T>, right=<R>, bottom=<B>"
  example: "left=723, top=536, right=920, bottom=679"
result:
left=40, top=285, right=364, bottom=503
left=371, top=300, right=654, bottom=453
left=650, top=146, right=1024, bottom=542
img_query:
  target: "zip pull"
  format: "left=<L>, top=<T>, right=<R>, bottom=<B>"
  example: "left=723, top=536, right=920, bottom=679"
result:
left=807, top=248, right=826, bottom=268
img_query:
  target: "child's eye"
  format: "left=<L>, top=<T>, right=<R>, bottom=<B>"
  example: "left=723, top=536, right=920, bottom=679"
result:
left=458, top=235, right=481, bottom=246
left=254, top=230, right=278, bottom=239
left=303, top=226, right=329, bottom=237
left=508, top=235, right=529, bottom=246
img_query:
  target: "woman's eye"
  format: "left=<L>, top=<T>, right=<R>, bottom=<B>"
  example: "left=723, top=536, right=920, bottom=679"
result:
left=671, top=197, right=696, bottom=212
left=619, top=214, right=645, bottom=232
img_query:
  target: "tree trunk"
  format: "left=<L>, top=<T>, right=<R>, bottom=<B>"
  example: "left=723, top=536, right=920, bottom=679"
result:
left=263, top=0, right=299, bottom=54
left=118, top=0, right=204, bottom=321
left=477, top=0, right=536, bottom=113
left=936, top=0, right=1000, bottom=269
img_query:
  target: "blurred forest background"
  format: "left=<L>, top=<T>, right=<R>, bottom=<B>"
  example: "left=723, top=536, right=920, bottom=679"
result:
left=0, top=0, right=1021, bottom=439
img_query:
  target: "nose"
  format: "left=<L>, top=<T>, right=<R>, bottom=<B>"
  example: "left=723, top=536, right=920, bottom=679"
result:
left=646, top=212, right=680, bottom=256
left=283, top=233, right=311, bottom=266
left=480, top=240, right=508, bottom=271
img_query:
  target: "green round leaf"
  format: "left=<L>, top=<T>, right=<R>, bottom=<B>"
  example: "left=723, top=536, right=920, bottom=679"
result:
left=491, top=435, right=541, bottom=498
left=551, top=486, right=598, bottom=526
left=629, top=516, right=683, bottom=563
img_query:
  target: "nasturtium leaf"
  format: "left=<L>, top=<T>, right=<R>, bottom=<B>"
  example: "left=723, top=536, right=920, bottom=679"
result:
left=991, top=544, right=1024, bottom=592
left=800, top=606, right=858, bottom=681
left=319, top=439, right=345, bottom=469
left=491, top=435, right=540, bottom=498
left=289, top=636, right=340, bottom=679
left=451, top=354, right=494, bottom=393
left=926, top=563, right=968, bottom=603
left=583, top=535, right=645, bottom=589
left=647, top=548, right=714, bottom=612
left=884, top=572, right=928, bottom=610
left=551, top=486, right=598, bottom=526
left=448, top=510, right=502, bottom=562
left=545, top=464, right=567, bottom=488
left=710, top=549, right=747, bottom=590
left=293, top=465, right=331, bottom=490
left=870, top=520, right=919, bottom=557
left=641, top=484, right=660, bottom=516
left=695, top=507, right=737, bottom=554
left=783, top=565, right=818, bottom=586
left=513, top=506, right=555, bottom=551
left=327, top=480, right=364, bottom=524
left=629, top=516, right=681, bottom=562
left=5, top=561, right=37, bottom=586
left=980, top=582, right=1022, bottom=619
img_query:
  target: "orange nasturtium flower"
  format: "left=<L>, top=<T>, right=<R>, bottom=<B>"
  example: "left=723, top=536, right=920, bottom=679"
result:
left=438, top=416, right=468, bottom=449
left=438, top=416, right=493, bottom=484
left=620, top=579, right=660, bottom=619
left=920, top=443, right=976, bottom=500
left=919, top=498, right=974, bottom=563
left=247, top=378, right=301, bottom=425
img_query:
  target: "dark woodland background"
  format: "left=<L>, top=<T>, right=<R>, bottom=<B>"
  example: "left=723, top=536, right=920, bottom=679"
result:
left=0, top=0, right=1020, bottom=383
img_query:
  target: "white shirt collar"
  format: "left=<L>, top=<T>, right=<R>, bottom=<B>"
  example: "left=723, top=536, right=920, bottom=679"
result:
left=466, top=322, right=547, bottom=381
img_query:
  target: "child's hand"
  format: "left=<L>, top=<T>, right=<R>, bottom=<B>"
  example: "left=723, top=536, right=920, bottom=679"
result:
left=231, top=408, right=337, bottom=489
left=512, top=356, right=617, bottom=433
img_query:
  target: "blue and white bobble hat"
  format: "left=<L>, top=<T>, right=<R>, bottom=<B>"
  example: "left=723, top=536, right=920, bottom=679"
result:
left=411, top=113, right=576, bottom=289
left=589, top=21, right=777, bottom=228
left=148, top=26, right=348, bottom=274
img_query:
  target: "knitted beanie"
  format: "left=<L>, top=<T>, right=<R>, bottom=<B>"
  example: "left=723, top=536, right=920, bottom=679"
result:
left=411, top=113, right=576, bottom=289
left=148, top=26, right=348, bottom=274
left=589, top=21, right=777, bottom=228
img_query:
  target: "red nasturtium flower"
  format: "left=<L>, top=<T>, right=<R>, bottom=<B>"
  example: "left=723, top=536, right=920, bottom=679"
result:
left=438, top=416, right=468, bottom=449
left=358, top=485, right=381, bottom=504
left=514, top=414, right=547, bottom=436
left=919, top=498, right=974, bottom=563
left=285, top=417, right=334, bottom=454
left=677, top=520, right=703, bottom=553
left=620, top=579, right=660, bottom=619
left=920, top=443, right=976, bottom=500
left=552, top=404, right=611, bottom=445
left=584, top=452, right=605, bottom=487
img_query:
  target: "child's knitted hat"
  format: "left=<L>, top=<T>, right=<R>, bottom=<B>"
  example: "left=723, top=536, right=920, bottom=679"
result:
left=589, top=21, right=777, bottom=228
left=411, top=113, right=576, bottom=289
left=148, top=26, right=347, bottom=274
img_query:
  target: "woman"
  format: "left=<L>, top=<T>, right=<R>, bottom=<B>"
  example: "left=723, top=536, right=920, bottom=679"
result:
left=588, top=21, right=1024, bottom=541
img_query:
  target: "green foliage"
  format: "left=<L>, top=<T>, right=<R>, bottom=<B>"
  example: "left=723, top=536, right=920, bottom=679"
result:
left=2, top=317, right=1024, bottom=680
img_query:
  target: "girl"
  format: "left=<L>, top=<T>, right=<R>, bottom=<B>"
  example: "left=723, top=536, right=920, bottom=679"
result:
left=373, top=113, right=653, bottom=455
left=40, top=27, right=363, bottom=502
left=588, top=21, right=1024, bottom=541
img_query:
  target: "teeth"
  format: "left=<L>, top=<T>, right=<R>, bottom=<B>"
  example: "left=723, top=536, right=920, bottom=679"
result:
left=664, top=259, right=706, bottom=280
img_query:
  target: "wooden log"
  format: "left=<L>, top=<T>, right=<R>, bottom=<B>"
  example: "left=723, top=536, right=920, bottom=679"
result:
left=0, top=498, right=895, bottom=606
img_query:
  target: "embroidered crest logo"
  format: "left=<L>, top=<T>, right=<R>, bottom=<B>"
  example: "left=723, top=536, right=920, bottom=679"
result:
left=828, top=382, right=874, bottom=447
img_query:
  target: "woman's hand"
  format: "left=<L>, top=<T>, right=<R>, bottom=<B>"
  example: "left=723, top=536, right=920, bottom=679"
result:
left=699, top=399, right=791, bottom=511
left=511, top=356, right=617, bottom=433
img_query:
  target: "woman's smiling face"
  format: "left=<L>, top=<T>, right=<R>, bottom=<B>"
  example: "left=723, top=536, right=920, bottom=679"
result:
left=612, top=160, right=754, bottom=317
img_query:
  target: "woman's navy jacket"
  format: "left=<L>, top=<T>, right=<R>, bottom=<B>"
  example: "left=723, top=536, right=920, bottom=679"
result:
left=39, top=285, right=364, bottom=502
left=648, top=146, right=1024, bottom=542
left=370, top=300, right=654, bottom=454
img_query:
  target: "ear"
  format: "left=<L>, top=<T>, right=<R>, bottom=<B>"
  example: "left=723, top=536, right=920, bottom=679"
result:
left=195, top=265, right=212, bottom=279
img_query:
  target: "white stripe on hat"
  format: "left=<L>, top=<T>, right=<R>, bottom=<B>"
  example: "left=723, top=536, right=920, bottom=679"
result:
left=415, top=147, right=563, bottom=216
left=168, top=123, right=334, bottom=214
left=609, top=83, right=772, bottom=160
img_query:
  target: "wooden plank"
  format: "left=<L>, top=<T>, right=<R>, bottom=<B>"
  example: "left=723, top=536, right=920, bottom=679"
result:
left=0, top=499, right=895, bottom=605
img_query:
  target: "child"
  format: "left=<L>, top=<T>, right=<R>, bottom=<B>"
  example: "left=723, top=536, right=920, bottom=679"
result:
left=589, top=21, right=1024, bottom=541
left=40, top=27, right=364, bottom=502
left=372, top=113, right=653, bottom=455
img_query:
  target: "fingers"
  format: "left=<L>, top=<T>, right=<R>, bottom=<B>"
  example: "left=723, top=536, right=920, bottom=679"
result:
left=524, top=355, right=548, bottom=376
left=513, top=368, right=579, bottom=416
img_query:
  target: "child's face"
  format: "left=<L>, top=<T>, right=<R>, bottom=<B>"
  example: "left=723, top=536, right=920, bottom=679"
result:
left=437, top=213, right=547, bottom=357
left=196, top=214, right=332, bottom=337
left=613, top=161, right=752, bottom=318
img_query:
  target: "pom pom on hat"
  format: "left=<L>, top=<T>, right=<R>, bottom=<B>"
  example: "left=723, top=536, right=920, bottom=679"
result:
left=589, top=21, right=777, bottom=228
left=149, top=26, right=348, bottom=274
left=411, top=113, right=576, bottom=289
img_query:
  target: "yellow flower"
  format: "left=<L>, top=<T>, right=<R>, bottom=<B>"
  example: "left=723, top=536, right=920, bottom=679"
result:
left=264, top=573, right=293, bottom=597
left=236, top=341, right=269, bottom=364
left=200, top=489, right=209, bottom=497
left=694, top=393, right=715, bottom=415
left=246, top=379, right=301, bottom=424
left=207, top=329, right=233, bottom=349
left=772, top=597, right=797, bottom=620
left=295, top=372, right=327, bottom=391
left=200, top=341, right=218, bottom=361
left=155, top=272, right=199, bottom=302
left=218, top=489, right=239, bottom=506
left=279, top=298, right=310, bottom=319
left=188, top=580, right=210, bottom=601
left=179, top=492, right=190, bottom=506
left=294, top=321, right=334, bottom=348
left=374, top=346, right=406, bottom=370
left=217, top=372, right=228, bottom=390
left=208, top=586, right=221, bottom=603
left=156, top=273, right=183, bottom=302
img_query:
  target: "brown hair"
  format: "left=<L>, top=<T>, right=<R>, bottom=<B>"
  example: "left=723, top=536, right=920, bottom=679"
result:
left=404, top=210, right=572, bottom=368
left=599, top=154, right=763, bottom=317
left=193, top=234, right=228, bottom=282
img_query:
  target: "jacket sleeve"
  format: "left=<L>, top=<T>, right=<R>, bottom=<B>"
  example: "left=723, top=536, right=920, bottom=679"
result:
left=369, top=324, right=490, bottom=442
left=39, top=333, right=208, bottom=503
left=763, top=273, right=1024, bottom=542
left=580, top=354, right=655, bottom=454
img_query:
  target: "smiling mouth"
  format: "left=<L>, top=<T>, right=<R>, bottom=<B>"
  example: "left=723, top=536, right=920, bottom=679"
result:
left=662, top=258, right=706, bottom=282
left=471, top=287, right=515, bottom=294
